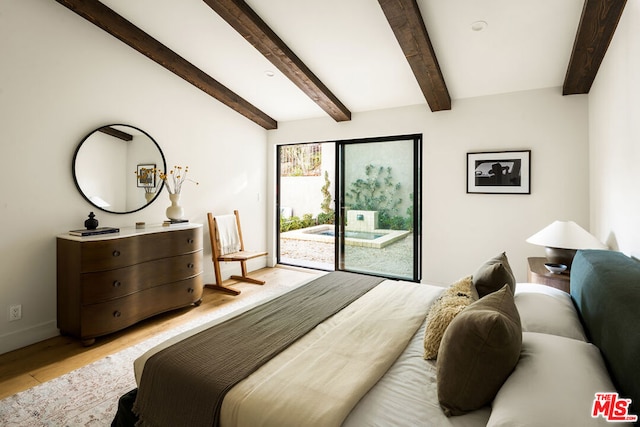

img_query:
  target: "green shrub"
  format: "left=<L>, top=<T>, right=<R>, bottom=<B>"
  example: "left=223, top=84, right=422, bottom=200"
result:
left=317, top=211, right=335, bottom=225
left=280, top=213, right=316, bottom=232
left=345, top=164, right=412, bottom=230
left=318, top=170, right=335, bottom=225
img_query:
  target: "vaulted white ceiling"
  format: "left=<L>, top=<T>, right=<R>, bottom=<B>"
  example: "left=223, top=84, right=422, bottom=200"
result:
left=92, top=0, right=605, bottom=124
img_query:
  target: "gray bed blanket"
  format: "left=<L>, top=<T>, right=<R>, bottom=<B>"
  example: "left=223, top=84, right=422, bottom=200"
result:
left=133, top=271, right=385, bottom=427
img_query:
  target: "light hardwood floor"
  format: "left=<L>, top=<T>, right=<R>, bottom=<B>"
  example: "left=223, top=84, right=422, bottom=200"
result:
left=0, top=266, right=323, bottom=400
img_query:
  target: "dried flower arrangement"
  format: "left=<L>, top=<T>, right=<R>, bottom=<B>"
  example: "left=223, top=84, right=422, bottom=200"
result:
left=135, top=165, right=198, bottom=195
left=158, top=165, right=199, bottom=194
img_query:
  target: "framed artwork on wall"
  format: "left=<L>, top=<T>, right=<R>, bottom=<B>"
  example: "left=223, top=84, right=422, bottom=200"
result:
left=467, top=150, right=531, bottom=194
left=137, top=164, right=156, bottom=188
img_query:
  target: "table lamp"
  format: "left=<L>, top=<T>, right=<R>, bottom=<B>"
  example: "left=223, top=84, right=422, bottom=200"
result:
left=526, top=220, right=607, bottom=269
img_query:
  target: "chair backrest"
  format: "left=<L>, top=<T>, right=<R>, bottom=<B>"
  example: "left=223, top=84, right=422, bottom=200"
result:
left=207, top=210, right=245, bottom=257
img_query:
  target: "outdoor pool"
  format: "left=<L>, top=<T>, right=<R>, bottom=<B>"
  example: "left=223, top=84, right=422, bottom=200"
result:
left=312, top=229, right=386, bottom=240
left=281, top=225, right=410, bottom=249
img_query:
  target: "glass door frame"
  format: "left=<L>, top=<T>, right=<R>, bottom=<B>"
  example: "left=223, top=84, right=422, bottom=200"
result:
left=336, top=134, right=422, bottom=282
left=276, top=141, right=336, bottom=271
left=275, top=134, right=422, bottom=282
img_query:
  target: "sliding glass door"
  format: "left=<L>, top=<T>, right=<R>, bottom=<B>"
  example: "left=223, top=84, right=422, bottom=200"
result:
left=337, top=135, right=421, bottom=281
left=277, top=135, right=421, bottom=282
left=278, top=142, right=336, bottom=270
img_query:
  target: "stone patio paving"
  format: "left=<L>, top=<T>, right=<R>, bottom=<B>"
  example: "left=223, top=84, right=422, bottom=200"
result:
left=280, top=233, right=414, bottom=278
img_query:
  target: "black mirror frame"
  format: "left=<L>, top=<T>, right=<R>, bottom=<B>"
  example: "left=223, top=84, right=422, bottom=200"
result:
left=72, top=124, right=167, bottom=214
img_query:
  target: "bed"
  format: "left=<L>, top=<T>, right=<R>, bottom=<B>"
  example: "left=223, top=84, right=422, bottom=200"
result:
left=113, top=251, right=639, bottom=426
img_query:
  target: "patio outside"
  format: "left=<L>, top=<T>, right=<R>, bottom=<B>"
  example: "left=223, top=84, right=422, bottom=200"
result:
left=279, top=142, right=415, bottom=279
left=280, top=232, right=414, bottom=278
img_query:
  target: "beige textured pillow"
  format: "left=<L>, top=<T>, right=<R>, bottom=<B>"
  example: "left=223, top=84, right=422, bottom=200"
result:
left=423, top=276, right=478, bottom=360
left=437, top=285, right=522, bottom=416
left=472, top=252, right=516, bottom=297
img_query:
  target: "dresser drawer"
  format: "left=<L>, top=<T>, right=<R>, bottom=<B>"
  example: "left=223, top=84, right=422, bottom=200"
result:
left=57, top=223, right=205, bottom=344
left=79, top=228, right=202, bottom=272
left=80, top=276, right=203, bottom=338
left=80, top=251, right=203, bottom=304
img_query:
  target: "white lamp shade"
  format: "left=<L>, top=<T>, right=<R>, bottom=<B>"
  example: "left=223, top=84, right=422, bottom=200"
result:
left=526, top=220, right=607, bottom=250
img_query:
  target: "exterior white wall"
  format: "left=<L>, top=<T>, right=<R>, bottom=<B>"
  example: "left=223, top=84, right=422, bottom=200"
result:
left=268, top=88, right=590, bottom=286
left=280, top=143, right=335, bottom=220
left=0, top=1, right=268, bottom=354
left=588, top=1, right=640, bottom=260
left=343, top=138, right=415, bottom=218
left=280, top=176, right=326, bottom=218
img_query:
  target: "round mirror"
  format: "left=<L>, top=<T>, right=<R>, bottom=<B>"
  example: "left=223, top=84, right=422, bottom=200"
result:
left=72, top=124, right=166, bottom=214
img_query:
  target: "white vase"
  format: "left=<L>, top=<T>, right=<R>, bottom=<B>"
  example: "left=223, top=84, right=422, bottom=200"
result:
left=166, top=193, right=185, bottom=220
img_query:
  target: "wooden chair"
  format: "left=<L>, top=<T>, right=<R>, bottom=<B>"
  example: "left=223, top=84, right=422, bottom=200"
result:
left=205, top=210, right=267, bottom=295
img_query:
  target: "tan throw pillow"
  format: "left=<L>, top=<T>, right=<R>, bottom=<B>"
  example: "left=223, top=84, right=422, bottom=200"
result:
left=437, top=285, right=522, bottom=416
left=472, top=252, right=516, bottom=297
left=423, top=276, right=478, bottom=360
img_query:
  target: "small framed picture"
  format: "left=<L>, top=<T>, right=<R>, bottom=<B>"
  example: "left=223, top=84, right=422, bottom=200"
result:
left=467, top=150, right=531, bottom=194
left=137, top=164, right=156, bottom=188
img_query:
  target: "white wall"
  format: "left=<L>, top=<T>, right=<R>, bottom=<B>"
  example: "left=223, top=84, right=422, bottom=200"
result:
left=0, top=1, right=268, bottom=354
left=268, top=88, right=590, bottom=286
left=588, top=1, right=640, bottom=259
left=0, top=0, right=602, bottom=356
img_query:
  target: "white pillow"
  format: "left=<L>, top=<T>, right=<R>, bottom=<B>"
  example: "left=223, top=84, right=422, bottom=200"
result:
left=488, top=332, right=618, bottom=426
left=514, top=283, right=586, bottom=341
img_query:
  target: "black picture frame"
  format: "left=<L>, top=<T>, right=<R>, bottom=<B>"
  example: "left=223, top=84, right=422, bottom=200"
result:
left=137, top=164, right=156, bottom=188
left=467, top=150, right=531, bottom=194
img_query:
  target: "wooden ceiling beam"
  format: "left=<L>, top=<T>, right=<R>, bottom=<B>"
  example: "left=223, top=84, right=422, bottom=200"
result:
left=98, top=126, right=133, bottom=141
left=54, top=0, right=277, bottom=130
left=378, top=0, right=451, bottom=112
left=203, top=0, right=351, bottom=122
left=563, top=0, right=627, bottom=95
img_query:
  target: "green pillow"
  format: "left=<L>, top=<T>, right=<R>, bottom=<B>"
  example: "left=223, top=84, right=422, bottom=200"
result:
left=423, top=276, right=478, bottom=359
left=473, top=252, right=516, bottom=297
left=437, top=285, right=522, bottom=416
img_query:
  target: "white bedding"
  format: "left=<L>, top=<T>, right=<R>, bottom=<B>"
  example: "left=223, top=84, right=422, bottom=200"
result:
left=133, top=275, right=637, bottom=427
left=342, top=308, right=491, bottom=427
left=134, top=275, right=320, bottom=385
left=134, top=279, right=492, bottom=426
left=221, top=280, right=449, bottom=426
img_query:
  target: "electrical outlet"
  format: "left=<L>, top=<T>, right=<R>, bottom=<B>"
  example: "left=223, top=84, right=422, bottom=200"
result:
left=9, top=304, right=21, bottom=321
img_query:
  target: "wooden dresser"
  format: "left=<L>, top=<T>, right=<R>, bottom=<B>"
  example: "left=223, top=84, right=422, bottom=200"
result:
left=57, top=223, right=204, bottom=345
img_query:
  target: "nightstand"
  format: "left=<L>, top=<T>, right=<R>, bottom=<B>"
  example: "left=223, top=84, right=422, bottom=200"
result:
left=527, top=257, right=570, bottom=293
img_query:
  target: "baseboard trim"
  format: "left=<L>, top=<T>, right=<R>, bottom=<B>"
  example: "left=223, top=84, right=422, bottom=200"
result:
left=0, top=320, right=59, bottom=355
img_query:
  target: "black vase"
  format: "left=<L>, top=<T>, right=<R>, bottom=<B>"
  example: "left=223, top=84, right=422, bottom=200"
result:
left=84, top=212, right=99, bottom=230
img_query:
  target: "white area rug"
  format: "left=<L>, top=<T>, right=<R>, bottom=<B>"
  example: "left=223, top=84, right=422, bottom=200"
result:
left=0, top=275, right=313, bottom=427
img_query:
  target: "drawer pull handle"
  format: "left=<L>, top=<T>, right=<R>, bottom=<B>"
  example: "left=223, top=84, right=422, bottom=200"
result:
left=187, top=263, right=194, bottom=269
left=188, top=288, right=194, bottom=294
left=112, top=250, right=121, bottom=257
left=113, top=310, right=121, bottom=318
left=113, top=280, right=121, bottom=287
left=187, top=238, right=194, bottom=244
